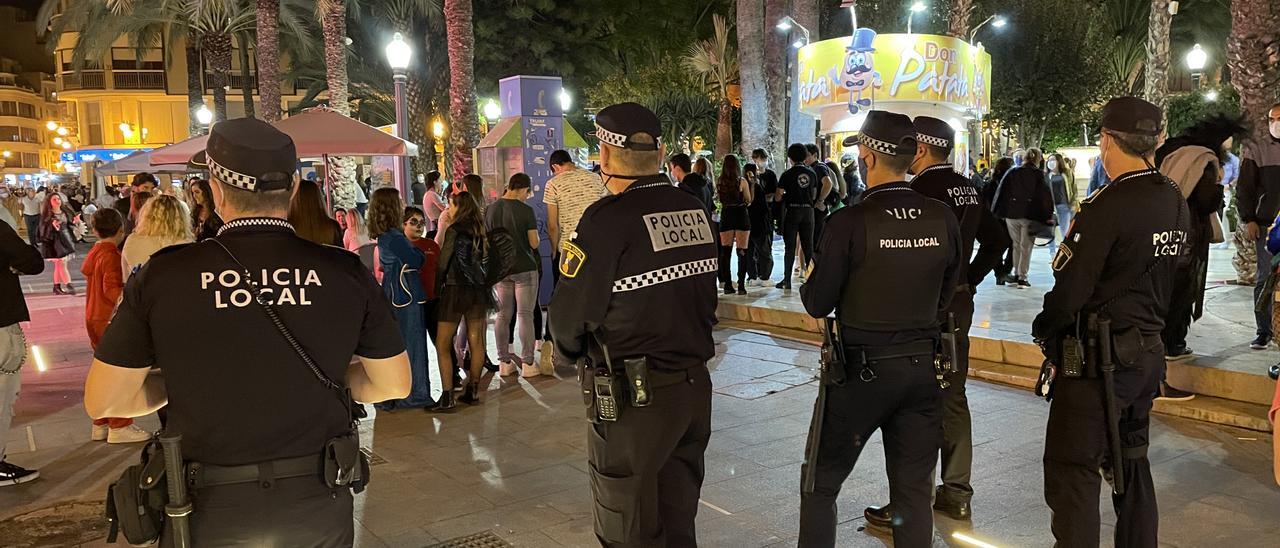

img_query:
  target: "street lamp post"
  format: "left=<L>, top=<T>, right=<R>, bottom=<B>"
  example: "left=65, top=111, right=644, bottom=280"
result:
left=195, top=104, right=214, bottom=132
left=385, top=32, right=413, bottom=198
left=1185, top=43, right=1207, bottom=89
left=969, top=14, right=1007, bottom=43
left=777, top=16, right=811, bottom=146
left=907, top=2, right=927, bottom=35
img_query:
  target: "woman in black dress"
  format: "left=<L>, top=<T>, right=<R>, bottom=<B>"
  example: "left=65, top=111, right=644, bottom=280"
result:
left=717, top=154, right=753, bottom=295
left=38, top=193, right=78, bottom=294
left=187, top=178, right=224, bottom=242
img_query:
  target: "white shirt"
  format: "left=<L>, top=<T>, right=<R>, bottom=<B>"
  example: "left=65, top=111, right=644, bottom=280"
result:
left=543, top=168, right=606, bottom=251
left=20, top=192, right=43, bottom=216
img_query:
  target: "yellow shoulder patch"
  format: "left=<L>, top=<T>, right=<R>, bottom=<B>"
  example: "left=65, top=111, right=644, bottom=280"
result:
left=559, top=241, right=587, bottom=278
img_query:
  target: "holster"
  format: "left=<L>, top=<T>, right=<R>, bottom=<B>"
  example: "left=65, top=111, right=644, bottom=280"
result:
left=324, top=429, right=370, bottom=493
left=105, top=440, right=168, bottom=545
left=819, top=317, right=847, bottom=386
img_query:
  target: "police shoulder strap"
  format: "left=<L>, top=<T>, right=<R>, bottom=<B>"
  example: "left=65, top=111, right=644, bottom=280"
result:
left=210, top=239, right=355, bottom=423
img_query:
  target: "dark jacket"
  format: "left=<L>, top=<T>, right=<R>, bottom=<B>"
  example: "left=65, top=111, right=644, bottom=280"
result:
left=679, top=173, right=716, bottom=221
left=1, top=219, right=44, bottom=327
left=993, top=165, right=1054, bottom=222
left=376, top=229, right=427, bottom=308
left=1234, top=138, right=1280, bottom=226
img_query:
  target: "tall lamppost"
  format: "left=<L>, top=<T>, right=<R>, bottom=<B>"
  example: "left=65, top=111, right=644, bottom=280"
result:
left=969, top=14, right=1007, bottom=43
left=777, top=16, right=810, bottom=146
left=1185, top=43, right=1207, bottom=89
left=482, top=99, right=500, bottom=135
left=385, top=32, right=412, bottom=197
left=907, top=2, right=927, bottom=35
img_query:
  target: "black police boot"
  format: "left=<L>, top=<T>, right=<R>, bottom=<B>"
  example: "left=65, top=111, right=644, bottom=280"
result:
left=736, top=249, right=749, bottom=295
left=863, top=504, right=895, bottom=529
left=932, top=486, right=972, bottom=520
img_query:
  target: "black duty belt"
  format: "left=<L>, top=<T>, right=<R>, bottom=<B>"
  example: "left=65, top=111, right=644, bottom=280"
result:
left=850, top=340, right=936, bottom=363
left=786, top=203, right=813, bottom=208
left=188, top=454, right=322, bottom=489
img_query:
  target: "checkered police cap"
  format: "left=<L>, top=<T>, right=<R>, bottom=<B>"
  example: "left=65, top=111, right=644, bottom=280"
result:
left=849, top=111, right=917, bottom=156
left=191, top=118, right=297, bottom=192
left=592, top=102, right=662, bottom=151
left=913, top=116, right=955, bottom=149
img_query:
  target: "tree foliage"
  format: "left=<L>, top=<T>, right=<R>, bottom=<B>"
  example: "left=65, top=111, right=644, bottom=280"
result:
left=985, top=0, right=1112, bottom=149
left=1166, top=86, right=1241, bottom=137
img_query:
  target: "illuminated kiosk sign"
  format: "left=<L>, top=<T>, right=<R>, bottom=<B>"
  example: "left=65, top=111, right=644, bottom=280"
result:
left=60, top=148, right=152, bottom=164
left=796, top=31, right=992, bottom=167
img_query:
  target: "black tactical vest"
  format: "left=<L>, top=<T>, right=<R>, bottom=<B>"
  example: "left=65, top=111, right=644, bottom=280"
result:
left=840, top=190, right=951, bottom=332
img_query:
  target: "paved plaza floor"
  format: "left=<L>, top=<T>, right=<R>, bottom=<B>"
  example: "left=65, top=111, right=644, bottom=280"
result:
left=3, top=292, right=1279, bottom=547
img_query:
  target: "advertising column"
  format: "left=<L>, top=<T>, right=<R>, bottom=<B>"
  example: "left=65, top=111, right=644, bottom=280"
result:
left=498, top=76, right=565, bottom=303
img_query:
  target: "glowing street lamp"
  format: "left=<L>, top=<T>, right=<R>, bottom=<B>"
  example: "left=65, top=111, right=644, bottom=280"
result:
left=60, top=141, right=71, bottom=150
left=483, top=99, right=501, bottom=121
left=559, top=89, right=572, bottom=112
left=45, top=121, right=58, bottom=131
left=907, top=2, right=927, bottom=35
left=195, top=104, right=214, bottom=127
left=970, top=14, right=1008, bottom=43
left=385, top=31, right=413, bottom=196
left=2, top=150, right=10, bottom=158
left=53, top=137, right=63, bottom=145
left=1204, top=89, right=1219, bottom=102
left=56, top=127, right=68, bottom=136
left=1186, top=43, right=1207, bottom=88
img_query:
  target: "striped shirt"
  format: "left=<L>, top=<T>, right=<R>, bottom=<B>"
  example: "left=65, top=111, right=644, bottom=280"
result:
left=544, top=168, right=606, bottom=251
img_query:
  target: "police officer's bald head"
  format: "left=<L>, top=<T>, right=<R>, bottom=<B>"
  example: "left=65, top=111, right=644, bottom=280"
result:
left=594, top=103, right=666, bottom=178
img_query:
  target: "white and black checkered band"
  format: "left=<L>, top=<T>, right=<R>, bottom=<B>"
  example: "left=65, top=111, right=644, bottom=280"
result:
left=216, top=217, right=295, bottom=236
left=209, top=158, right=259, bottom=192
left=859, top=133, right=899, bottom=155
left=916, top=133, right=951, bottom=148
left=612, top=258, right=717, bottom=293
left=595, top=124, right=628, bottom=148
left=594, top=124, right=661, bottom=150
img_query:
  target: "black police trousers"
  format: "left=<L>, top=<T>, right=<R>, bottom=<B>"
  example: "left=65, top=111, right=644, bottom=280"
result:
left=1043, top=336, right=1162, bottom=547
left=587, top=365, right=712, bottom=548
left=799, top=353, right=942, bottom=547
left=161, top=475, right=354, bottom=547
left=781, top=206, right=814, bottom=284
left=938, top=289, right=975, bottom=502
left=747, top=218, right=774, bottom=281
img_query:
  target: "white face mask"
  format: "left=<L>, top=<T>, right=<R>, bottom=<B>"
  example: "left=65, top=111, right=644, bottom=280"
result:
left=1270, top=121, right=1280, bottom=140
left=1047, top=160, right=1059, bottom=171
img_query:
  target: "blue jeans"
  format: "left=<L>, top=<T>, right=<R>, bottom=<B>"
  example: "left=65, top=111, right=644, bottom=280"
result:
left=494, top=270, right=538, bottom=365
left=1255, top=236, right=1273, bottom=339
left=1048, top=204, right=1075, bottom=254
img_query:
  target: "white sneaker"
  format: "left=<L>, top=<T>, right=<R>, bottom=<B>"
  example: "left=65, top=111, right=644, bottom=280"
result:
left=90, top=423, right=109, bottom=441
left=499, top=360, right=518, bottom=376
left=539, top=341, right=555, bottom=375
left=521, top=362, right=541, bottom=378
left=107, top=424, right=153, bottom=444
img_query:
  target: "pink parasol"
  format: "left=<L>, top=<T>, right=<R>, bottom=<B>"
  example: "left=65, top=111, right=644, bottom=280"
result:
left=148, top=134, right=209, bottom=166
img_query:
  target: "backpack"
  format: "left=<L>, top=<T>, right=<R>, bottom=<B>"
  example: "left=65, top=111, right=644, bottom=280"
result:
left=484, top=226, right=518, bottom=286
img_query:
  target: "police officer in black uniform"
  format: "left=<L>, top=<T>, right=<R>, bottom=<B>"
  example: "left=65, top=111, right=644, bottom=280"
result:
left=865, top=116, right=1010, bottom=526
left=549, top=103, right=719, bottom=547
left=798, top=111, right=962, bottom=546
left=84, top=118, right=412, bottom=546
left=775, top=144, right=820, bottom=290
left=1033, top=97, right=1188, bottom=547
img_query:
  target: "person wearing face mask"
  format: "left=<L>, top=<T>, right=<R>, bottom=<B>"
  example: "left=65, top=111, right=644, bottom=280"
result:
left=863, top=116, right=1009, bottom=529
left=1233, top=102, right=1280, bottom=354
left=797, top=110, right=962, bottom=546
left=1033, top=97, right=1189, bottom=547
left=1046, top=153, right=1077, bottom=256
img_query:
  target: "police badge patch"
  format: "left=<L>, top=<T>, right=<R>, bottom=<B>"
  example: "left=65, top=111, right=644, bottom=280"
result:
left=1051, top=244, right=1073, bottom=271
left=560, top=241, right=587, bottom=278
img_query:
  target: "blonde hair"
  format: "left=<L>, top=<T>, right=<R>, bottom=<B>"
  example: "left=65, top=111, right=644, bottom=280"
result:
left=135, top=194, right=194, bottom=241
left=345, top=208, right=367, bottom=238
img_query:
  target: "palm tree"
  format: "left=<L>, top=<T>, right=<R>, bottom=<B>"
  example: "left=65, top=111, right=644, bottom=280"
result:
left=444, top=0, right=479, bottom=178
left=737, top=0, right=768, bottom=157
left=1227, top=0, right=1279, bottom=145
left=318, top=0, right=358, bottom=208
left=683, top=14, right=738, bottom=160
left=256, top=0, right=282, bottom=122
left=763, top=0, right=788, bottom=162
left=1100, top=0, right=1148, bottom=96
left=947, top=0, right=974, bottom=38
left=1144, top=0, right=1173, bottom=117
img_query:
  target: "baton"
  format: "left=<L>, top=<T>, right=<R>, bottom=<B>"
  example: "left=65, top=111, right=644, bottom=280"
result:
left=1097, top=319, right=1125, bottom=496
left=159, top=432, right=192, bottom=548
